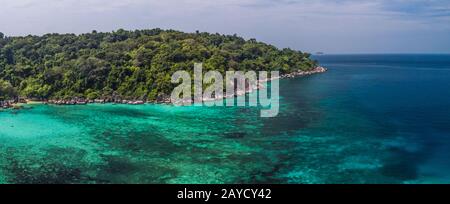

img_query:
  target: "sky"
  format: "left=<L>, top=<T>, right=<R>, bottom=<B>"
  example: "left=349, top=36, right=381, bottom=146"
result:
left=0, top=0, right=449, bottom=53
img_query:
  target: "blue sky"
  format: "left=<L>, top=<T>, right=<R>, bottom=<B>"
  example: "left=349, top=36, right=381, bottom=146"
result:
left=0, top=0, right=449, bottom=53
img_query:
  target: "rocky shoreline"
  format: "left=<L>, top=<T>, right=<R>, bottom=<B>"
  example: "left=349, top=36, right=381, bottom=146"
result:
left=47, top=99, right=146, bottom=105
left=199, top=66, right=327, bottom=103
left=1, top=66, right=327, bottom=109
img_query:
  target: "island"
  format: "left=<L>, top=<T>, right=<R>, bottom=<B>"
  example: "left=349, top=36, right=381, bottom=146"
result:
left=0, top=29, right=324, bottom=108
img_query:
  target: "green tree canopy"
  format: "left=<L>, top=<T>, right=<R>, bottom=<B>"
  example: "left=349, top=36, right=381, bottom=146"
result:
left=0, top=79, right=17, bottom=100
left=0, top=29, right=318, bottom=100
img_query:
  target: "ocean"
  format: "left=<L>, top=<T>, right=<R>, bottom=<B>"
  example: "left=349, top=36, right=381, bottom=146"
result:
left=1, top=54, right=450, bottom=183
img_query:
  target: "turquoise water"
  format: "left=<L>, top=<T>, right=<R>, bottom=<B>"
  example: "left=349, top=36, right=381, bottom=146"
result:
left=1, top=54, right=450, bottom=183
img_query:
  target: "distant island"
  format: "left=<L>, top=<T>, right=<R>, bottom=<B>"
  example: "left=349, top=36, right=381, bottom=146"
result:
left=0, top=29, right=320, bottom=107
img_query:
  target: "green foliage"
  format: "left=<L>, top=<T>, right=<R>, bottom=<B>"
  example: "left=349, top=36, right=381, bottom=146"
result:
left=0, top=29, right=317, bottom=100
left=0, top=79, right=16, bottom=100
left=85, top=89, right=101, bottom=100
left=20, top=78, right=51, bottom=99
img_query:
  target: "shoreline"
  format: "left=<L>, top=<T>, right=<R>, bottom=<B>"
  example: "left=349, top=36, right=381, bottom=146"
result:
left=194, top=66, right=327, bottom=104
left=1, top=66, right=327, bottom=109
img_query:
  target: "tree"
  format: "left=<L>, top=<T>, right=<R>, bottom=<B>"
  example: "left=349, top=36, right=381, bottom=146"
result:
left=0, top=80, right=17, bottom=100
left=20, top=78, right=51, bottom=99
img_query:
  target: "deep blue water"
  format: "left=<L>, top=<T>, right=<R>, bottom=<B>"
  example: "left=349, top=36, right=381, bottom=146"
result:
left=293, top=54, right=450, bottom=183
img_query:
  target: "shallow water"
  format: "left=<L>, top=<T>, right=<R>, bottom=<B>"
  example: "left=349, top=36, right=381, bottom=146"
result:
left=1, top=54, right=450, bottom=183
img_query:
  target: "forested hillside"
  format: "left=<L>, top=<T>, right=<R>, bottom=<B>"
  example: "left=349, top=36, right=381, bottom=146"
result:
left=0, top=29, right=317, bottom=101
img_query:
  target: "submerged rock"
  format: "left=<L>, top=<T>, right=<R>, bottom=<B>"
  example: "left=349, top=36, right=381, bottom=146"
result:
left=223, top=132, right=246, bottom=139
left=12, top=105, right=23, bottom=110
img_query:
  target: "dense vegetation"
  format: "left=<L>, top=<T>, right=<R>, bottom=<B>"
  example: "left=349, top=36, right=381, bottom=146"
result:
left=0, top=29, right=317, bottom=101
